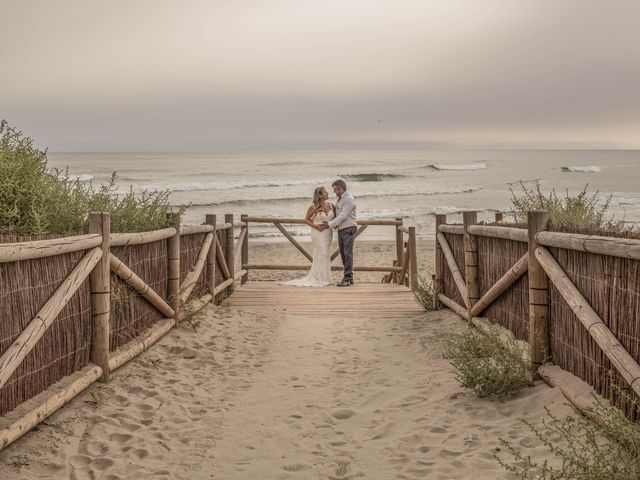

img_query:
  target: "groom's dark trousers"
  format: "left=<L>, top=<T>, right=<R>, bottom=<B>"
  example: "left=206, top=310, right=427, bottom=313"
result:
left=338, top=226, right=357, bottom=282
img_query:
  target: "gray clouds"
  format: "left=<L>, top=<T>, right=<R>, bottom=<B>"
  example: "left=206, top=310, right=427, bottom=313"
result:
left=1, top=0, right=639, bottom=149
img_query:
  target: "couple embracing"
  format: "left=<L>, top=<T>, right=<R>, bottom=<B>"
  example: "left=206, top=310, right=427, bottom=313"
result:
left=284, top=179, right=356, bottom=288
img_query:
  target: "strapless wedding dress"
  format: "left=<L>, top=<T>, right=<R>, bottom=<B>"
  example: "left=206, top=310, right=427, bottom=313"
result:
left=283, top=209, right=334, bottom=287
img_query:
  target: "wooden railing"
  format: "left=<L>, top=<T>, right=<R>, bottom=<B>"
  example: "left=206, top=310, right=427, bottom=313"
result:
left=0, top=212, right=238, bottom=450
left=437, top=209, right=640, bottom=403
left=240, top=216, right=419, bottom=289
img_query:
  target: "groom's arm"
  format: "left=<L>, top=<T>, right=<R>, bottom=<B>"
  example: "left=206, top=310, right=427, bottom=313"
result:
left=327, top=196, right=356, bottom=229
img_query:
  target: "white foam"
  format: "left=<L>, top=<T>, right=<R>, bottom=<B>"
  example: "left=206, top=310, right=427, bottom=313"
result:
left=561, top=165, right=601, bottom=173
left=135, top=178, right=332, bottom=193
left=429, top=163, right=487, bottom=171
left=359, top=208, right=415, bottom=219
left=72, top=174, right=94, bottom=182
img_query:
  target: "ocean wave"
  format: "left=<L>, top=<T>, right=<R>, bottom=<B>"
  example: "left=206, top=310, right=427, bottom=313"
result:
left=426, top=206, right=504, bottom=216
left=264, top=161, right=307, bottom=167
left=132, top=178, right=332, bottom=193
left=359, top=208, right=415, bottom=219
left=428, top=163, right=487, bottom=171
left=561, top=165, right=601, bottom=173
left=341, top=173, right=405, bottom=182
left=180, top=185, right=482, bottom=208
left=65, top=174, right=94, bottom=182
left=249, top=230, right=306, bottom=238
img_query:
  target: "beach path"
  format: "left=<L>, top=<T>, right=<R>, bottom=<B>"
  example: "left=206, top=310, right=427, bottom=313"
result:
left=0, top=282, right=571, bottom=480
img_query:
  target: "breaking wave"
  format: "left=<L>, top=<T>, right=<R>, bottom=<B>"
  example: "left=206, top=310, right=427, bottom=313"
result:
left=561, top=165, right=601, bottom=173
left=428, top=163, right=487, bottom=171
left=340, top=173, right=405, bottom=182
left=134, top=178, right=331, bottom=193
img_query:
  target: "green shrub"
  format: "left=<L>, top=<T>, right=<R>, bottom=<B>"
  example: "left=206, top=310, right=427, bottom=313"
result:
left=0, top=120, right=179, bottom=234
left=509, top=180, right=611, bottom=230
left=497, top=396, right=640, bottom=480
left=444, top=325, right=530, bottom=398
left=414, top=275, right=441, bottom=311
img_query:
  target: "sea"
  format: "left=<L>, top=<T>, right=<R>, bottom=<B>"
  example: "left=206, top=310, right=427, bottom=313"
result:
left=48, top=150, right=640, bottom=241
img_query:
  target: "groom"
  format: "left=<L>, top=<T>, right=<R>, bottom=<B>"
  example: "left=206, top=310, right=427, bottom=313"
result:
left=322, top=179, right=357, bottom=287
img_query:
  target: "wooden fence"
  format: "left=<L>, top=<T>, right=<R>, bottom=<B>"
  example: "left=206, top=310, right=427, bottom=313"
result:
left=437, top=210, right=640, bottom=416
left=0, top=212, right=241, bottom=450
left=241, top=216, right=419, bottom=288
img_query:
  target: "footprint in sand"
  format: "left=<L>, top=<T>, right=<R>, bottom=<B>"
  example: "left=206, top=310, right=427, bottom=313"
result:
left=331, top=409, right=355, bottom=420
left=69, top=455, right=92, bottom=468
left=328, top=458, right=351, bottom=479
left=109, top=433, right=132, bottom=443
left=399, top=395, right=426, bottom=407
left=429, top=426, right=447, bottom=434
left=283, top=463, right=309, bottom=472
left=90, top=457, right=114, bottom=471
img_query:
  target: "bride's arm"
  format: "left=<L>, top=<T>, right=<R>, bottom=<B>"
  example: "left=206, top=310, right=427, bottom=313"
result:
left=304, top=205, right=320, bottom=230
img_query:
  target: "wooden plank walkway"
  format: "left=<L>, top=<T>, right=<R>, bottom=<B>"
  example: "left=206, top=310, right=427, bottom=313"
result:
left=226, top=282, right=422, bottom=316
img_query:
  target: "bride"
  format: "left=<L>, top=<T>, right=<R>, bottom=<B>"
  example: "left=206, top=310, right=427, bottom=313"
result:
left=283, top=186, right=335, bottom=287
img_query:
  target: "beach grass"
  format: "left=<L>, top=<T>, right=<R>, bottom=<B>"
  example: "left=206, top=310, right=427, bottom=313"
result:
left=0, top=119, right=179, bottom=235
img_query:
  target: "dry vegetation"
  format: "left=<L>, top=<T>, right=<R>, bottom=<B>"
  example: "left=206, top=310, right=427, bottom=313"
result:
left=0, top=119, right=179, bottom=235
left=444, top=325, right=530, bottom=398
left=497, top=391, right=640, bottom=480
left=509, top=180, right=611, bottom=230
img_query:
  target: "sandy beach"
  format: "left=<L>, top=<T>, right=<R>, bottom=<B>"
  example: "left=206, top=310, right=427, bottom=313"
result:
left=0, top=240, right=575, bottom=479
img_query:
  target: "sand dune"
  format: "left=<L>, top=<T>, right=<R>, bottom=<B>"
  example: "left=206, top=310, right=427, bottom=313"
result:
left=0, top=292, right=573, bottom=479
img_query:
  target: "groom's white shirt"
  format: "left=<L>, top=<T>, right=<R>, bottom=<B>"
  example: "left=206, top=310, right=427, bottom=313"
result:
left=328, top=192, right=357, bottom=230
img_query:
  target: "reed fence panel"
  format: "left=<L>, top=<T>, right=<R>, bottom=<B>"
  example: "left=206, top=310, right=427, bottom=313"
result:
left=214, top=229, right=230, bottom=300
left=180, top=233, right=210, bottom=301
left=441, top=232, right=466, bottom=307
left=0, top=235, right=91, bottom=416
left=109, top=240, right=168, bottom=351
left=549, top=247, right=640, bottom=417
left=477, top=235, right=529, bottom=341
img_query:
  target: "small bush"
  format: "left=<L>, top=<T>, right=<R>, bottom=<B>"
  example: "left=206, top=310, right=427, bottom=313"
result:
left=509, top=180, right=611, bottom=230
left=414, top=275, right=441, bottom=311
left=444, top=325, right=530, bottom=398
left=0, top=120, right=178, bottom=234
left=497, top=395, right=640, bottom=480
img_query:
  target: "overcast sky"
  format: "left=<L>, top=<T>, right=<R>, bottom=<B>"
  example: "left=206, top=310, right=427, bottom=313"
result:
left=1, top=0, right=639, bottom=150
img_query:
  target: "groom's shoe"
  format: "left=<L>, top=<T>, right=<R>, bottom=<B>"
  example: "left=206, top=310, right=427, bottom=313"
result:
left=336, top=279, right=353, bottom=287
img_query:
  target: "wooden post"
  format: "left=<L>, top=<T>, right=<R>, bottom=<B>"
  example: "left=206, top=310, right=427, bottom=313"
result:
left=225, top=214, right=235, bottom=292
left=408, top=226, right=418, bottom=290
left=528, top=210, right=550, bottom=371
left=241, top=214, right=249, bottom=285
left=395, top=217, right=404, bottom=285
left=167, top=212, right=181, bottom=321
left=434, top=214, right=446, bottom=296
left=495, top=212, right=504, bottom=223
left=88, top=212, right=111, bottom=383
left=463, top=211, right=480, bottom=315
left=206, top=214, right=217, bottom=297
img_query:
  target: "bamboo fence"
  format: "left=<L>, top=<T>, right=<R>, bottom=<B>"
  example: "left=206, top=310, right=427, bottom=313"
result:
left=0, top=234, right=91, bottom=416
left=0, top=213, right=238, bottom=449
left=437, top=211, right=640, bottom=417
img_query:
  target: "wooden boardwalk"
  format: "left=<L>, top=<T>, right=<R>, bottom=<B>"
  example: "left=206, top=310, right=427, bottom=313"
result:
left=226, top=282, right=422, bottom=316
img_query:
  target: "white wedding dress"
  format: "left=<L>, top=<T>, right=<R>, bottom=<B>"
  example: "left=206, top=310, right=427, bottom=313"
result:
left=283, top=208, right=334, bottom=287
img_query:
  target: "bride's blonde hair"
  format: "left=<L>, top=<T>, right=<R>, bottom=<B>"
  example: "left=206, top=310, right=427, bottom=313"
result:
left=312, top=187, right=326, bottom=214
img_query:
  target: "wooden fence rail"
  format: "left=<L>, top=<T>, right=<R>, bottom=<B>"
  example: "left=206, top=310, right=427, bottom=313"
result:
left=436, top=210, right=640, bottom=415
left=241, top=216, right=419, bottom=289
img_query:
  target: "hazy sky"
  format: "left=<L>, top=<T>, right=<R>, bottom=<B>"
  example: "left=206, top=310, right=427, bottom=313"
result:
left=1, top=0, right=639, bottom=150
